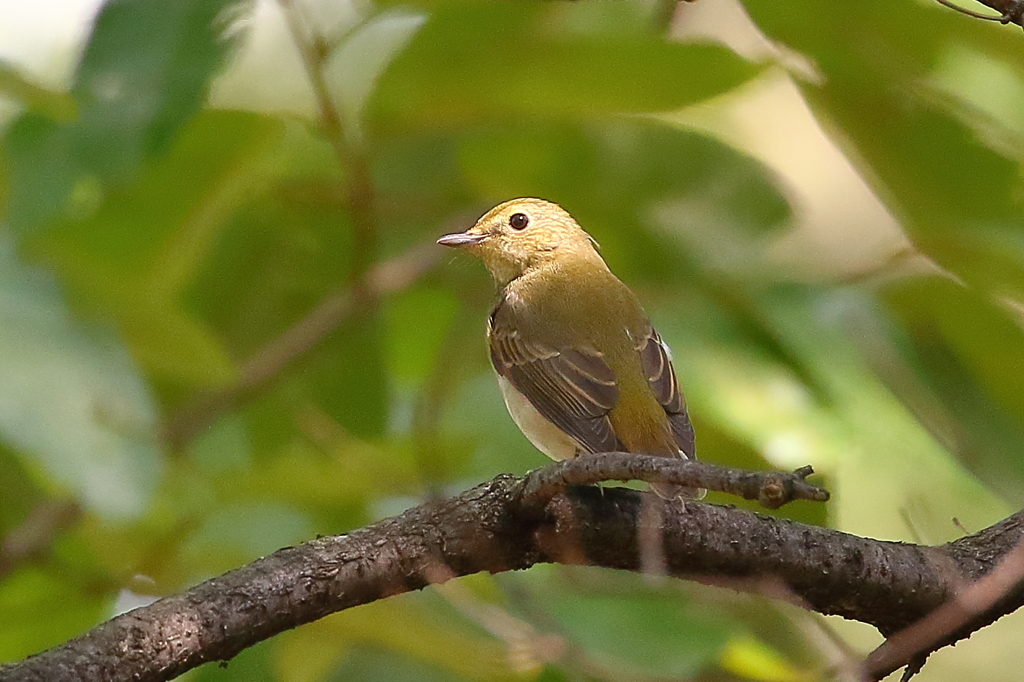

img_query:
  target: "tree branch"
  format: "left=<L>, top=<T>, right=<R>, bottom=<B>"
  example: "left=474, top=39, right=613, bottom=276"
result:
left=866, top=517, right=1024, bottom=679
left=2, top=459, right=1021, bottom=682
left=934, top=0, right=1024, bottom=27
left=277, top=0, right=379, bottom=284
left=519, top=453, right=829, bottom=509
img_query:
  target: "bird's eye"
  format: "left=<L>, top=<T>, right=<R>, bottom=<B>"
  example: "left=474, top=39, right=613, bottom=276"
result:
left=509, top=213, right=529, bottom=230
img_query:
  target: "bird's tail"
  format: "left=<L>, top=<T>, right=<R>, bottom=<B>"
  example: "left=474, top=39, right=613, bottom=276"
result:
left=650, top=437, right=704, bottom=501
left=651, top=481, right=705, bottom=501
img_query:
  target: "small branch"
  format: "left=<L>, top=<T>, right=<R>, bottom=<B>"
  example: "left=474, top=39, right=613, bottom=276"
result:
left=276, top=0, right=345, bottom=146
left=164, top=244, right=437, bottom=448
left=164, top=1, right=402, bottom=450
left=866, top=515, right=1024, bottom=680
left=277, top=0, right=379, bottom=284
left=518, top=453, right=829, bottom=509
left=0, top=501, right=81, bottom=579
left=3, top=469, right=1022, bottom=682
left=934, top=0, right=1024, bottom=27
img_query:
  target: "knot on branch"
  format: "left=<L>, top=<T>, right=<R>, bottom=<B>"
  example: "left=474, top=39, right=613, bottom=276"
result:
left=515, top=453, right=829, bottom=510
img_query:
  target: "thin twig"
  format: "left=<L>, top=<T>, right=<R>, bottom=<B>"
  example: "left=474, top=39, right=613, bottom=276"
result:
left=934, top=0, right=1024, bottom=26
left=0, top=501, right=81, bottom=579
left=277, top=0, right=379, bottom=284
left=517, top=453, right=830, bottom=510
left=165, top=0, right=400, bottom=450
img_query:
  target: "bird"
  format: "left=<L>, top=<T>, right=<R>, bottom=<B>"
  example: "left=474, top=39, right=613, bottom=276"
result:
left=437, top=197, right=698, bottom=499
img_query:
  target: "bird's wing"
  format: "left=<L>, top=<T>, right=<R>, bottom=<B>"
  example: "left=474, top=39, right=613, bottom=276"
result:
left=637, top=325, right=695, bottom=458
left=489, top=304, right=622, bottom=454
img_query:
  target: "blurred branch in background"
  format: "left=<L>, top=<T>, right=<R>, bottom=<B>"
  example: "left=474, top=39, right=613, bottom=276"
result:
left=0, top=501, right=81, bottom=581
left=164, top=243, right=437, bottom=449
left=166, top=0, right=435, bottom=451
left=277, top=0, right=378, bottom=284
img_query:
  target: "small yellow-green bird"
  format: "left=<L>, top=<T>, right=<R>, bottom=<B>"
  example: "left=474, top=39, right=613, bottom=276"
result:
left=438, top=198, right=697, bottom=499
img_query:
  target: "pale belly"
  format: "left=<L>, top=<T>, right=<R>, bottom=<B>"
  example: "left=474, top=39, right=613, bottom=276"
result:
left=496, top=374, right=579, bottom=461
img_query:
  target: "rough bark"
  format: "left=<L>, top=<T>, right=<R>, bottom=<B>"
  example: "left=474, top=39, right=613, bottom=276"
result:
left=1, top=460, right=1021, bottom=682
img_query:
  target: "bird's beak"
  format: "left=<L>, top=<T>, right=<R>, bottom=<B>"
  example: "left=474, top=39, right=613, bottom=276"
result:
left=437, top=232, right=488, bottom=247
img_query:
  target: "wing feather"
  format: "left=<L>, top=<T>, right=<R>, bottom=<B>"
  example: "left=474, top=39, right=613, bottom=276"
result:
left=489, top=297, right=695, bottom=460
left=489, top=303, right=621, bottom=454
left=637, top=326, right=695, bottom=458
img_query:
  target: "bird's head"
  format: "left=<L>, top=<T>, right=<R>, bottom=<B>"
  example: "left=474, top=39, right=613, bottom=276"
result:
left=437, top=198, right=600, bottom=286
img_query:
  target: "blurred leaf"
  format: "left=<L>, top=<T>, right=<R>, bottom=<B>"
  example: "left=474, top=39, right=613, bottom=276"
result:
left=0, top=446, right=47, bottom=534
left=205, top=436, right=416, bottom=521
left=326, top=646, right=464, bottom=682
left=752, top=287, right=1008, bottom=541
left=326, top=9, right=426, bottom=144
left=932, top=44, right=1024, bottom=141
left=188, top=412, right=251, bottom=472
left=277, top=594, right=518, bottom=682
left=744, top=0, right=1024, bottom=299
left=3, top=113, right=80, bottom=231
left=533, top=667, right=571, bottom=682
left=179, top=502, right=312, bottom=578
left=0, top=567, right=107, bottom=663
left=72, top=0, right=247, bottom=181
left=0, top=59, right=76, bottom=121
left=718, top=634, right=802, bottom=682
left=447, top=373, right=547, bottom=480
left=0, top=239, right=161, bottom=520
left=458, top=118, right=789, bottom=284
left=3, top=0, right=249, bottom=232
left=384, top=286, right=459, bottom=388
left=191, top=637, right=276, bottom=682
left=372, top=3, right=760, bottom=132
left=878, top=276, right=1024, bottom=503
left=547, top=592, right=730, bottom=678
left=26, top=111, right=282, bottom=386
left=307, top=312, right=390, bottom=439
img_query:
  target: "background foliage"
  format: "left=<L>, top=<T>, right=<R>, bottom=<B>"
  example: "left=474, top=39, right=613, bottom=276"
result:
left=1, top=0, right=1023, bottom=680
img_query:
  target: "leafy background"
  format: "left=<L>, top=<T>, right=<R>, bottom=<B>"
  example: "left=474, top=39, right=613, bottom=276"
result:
left=1, top=0, right=1023, bottom=680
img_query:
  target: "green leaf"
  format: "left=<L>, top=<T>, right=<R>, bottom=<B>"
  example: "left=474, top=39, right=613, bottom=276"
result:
left=327, top=646, right=464, bottom=682
left=0, top=567, right=107, bottom=662
left=0, top=445, right=47, bottom=535
left=71, top=0, right=246, bottom=181
left=325, top=9, right=426, bottom=144
left=189, top=637, right=276, bottom=682
left=3, top=0, right=249, bottom=232
left=0, top=239, right=161, bottom=520
left=308, top=311, right=390, bottom=439
left=0, top=58, right=76, bottom=121
left=24, top=111, right=281, bottom=386
left=384, top=286, right=459, bottom=388
left=2, top=113, right=81, bottom=231
left=547, top=591, right=731, bottom=678
left=179, top=502, right=312, bottom=577
left=880, top=276, right=1024, bottom=504
left=276, top=594, right=516, bottom=682
left=372, top=3, right=760, bottom=132
left=743, top=0, right=1024, bottom=298
left=719, top=635, right=802, bottom=682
